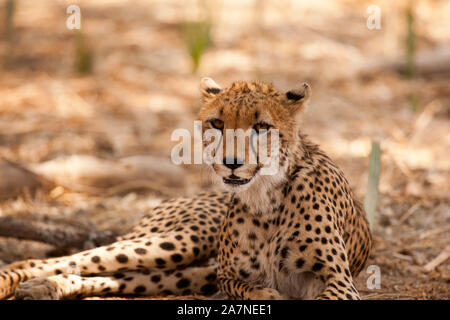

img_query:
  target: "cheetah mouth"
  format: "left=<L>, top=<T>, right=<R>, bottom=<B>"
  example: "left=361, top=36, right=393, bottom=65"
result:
left=223, top=174, right=251, bottom=186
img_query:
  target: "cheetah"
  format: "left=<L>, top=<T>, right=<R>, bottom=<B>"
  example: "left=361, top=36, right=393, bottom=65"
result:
left=0, top=78, right=372, bottom=300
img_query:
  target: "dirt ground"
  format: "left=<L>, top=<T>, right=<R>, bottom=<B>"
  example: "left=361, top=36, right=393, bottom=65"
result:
left=0, top=0, right=448, bottom=299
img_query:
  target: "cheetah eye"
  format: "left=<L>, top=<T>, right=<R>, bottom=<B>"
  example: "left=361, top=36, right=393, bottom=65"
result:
left=208, top=118, right=224, bottom=131
left=253, top=122, right=272, bottom=133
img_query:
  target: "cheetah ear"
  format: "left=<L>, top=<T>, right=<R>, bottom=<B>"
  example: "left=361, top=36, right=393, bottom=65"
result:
left=283, top=83, right=312, bottom=115
left=200, top=77, right=222, bottom=103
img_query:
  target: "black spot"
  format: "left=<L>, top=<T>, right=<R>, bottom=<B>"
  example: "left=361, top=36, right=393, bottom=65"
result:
left=161, top=290, right=173, bottom=296
left=176, top=278, right=191, bottom=289
left=151, top=275, right=161, bottom=283
left=315, top=215, right=323, bottom=222
left=201, top=284, right=218, bottom=295
left=116, top=254, right=129, bottom=263
left=155, top=258, right=166, bottom=265
left=312, top=263, right=324, bottom=272
left=193, top=247, right=200, bottom=256
left=171, top=254, right=183, bottom=263
left=239, top=269, right=250, bottom=278
left=281, top=247, right=289, bottom=259
left=299, top=245, right=307, bottom=252
left=91, top=256, right=100, bottom=263
left=159, top=242, right=175, bottom=251
left=296, top=258, right=305, bottom=268
left=291, top=195, right=296, bottom=204
left=313, top=203, right=320, bottom=210
left=191, top=235, right=199, bottom=243
left=135, top=248, right=147, bottom=255
left=134, top=286, right=146, bottom=294
left=206, top=273, right=217, bottom=282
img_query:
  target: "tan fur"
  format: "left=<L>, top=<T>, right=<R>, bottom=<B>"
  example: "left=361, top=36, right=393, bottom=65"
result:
left=199, top=79, right=372, bottom=300
left=0, top=79, right=371, bottom=300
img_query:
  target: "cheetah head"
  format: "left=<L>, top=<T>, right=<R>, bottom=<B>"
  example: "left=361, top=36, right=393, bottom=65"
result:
left=198, top=78, right=311, bottom=193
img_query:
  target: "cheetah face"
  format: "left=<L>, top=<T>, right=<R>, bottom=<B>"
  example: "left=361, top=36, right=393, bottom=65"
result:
left=198, top=78, right=311, bottom=192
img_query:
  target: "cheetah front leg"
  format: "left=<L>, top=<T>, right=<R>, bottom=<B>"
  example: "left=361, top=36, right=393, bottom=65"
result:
left=287, top=238, right=361, bottom=300
left=14, top=265, right=218, bottom=300
left=0, top=231, right=214, bottom=299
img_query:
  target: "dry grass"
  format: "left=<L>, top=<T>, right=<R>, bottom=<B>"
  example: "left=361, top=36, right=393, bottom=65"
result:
left=0, top=0, right=448, bottom=299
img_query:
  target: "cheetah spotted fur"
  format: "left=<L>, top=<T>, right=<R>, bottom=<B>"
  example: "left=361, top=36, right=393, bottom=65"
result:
left=0, top=79, right=372, bottom=300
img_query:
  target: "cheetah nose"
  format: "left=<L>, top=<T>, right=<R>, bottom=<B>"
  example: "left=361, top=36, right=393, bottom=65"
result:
left=223, top=157, right=244, bottom=170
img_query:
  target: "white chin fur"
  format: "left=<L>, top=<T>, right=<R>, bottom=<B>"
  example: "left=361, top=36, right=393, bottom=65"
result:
left=208, top=162, right=288, bottom=214
left=237, top=168, right=287, bottom=213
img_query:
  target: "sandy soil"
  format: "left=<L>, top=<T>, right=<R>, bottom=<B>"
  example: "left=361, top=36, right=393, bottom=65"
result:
left=0, top=0, right=448, bottom=299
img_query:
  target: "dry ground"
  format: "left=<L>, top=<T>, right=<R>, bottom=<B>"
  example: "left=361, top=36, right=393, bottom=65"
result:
left=0, top=0, right=448, bottom=299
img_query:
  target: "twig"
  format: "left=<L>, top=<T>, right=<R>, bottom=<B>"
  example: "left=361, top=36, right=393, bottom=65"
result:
left=409, top=100, right=442, bottom=143
left=423, top=245, right=450, bottom=272
left=362, top=292, right=416, bottom=300
left=398, top=203, right=420, bottom=224
left=419, top=225, right=450, bottom=240
left=392, top=252, right=414, bottom=263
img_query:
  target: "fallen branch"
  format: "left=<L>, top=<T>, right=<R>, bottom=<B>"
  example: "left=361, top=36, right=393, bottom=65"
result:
left=0, top=216, right=119, bottom=250
left=0, top=155, right=186, bottom=199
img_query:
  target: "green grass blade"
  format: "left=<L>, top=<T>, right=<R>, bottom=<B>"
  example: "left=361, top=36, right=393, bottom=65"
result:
left=5, top=0, right=16, bottom=42
left=181, top=21, right=212, bottom=73
left=364, top=141, right=381, bottom=230
left=75, top=31, right=93, bottom=74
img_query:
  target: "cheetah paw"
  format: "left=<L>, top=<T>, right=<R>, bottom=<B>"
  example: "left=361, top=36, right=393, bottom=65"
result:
left=251, top=288, right=290, bottom=300
left=15, top=277, right=61, bottom=300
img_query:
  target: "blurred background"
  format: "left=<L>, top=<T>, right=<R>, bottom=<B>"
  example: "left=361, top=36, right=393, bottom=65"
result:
left=0, top=0, right=448, bottom=299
